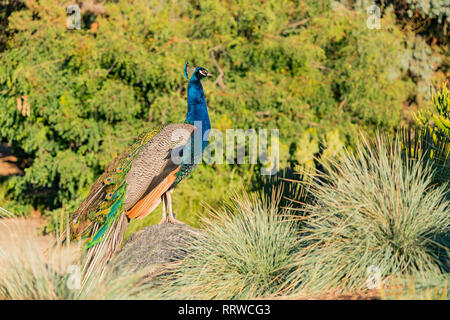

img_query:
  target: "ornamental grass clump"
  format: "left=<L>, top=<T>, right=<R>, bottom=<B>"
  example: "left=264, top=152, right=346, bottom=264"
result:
left=155, top=192, right=298, bottom=299
left=290, top=134, right=450, bottom=292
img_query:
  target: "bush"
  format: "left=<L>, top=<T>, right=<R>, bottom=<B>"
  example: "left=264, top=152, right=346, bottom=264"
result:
left=391, top=0, right=450, bottom=25
left=289, top=134, right=450, bottom=292
left=408, top=84, right=450, bottom=188
left=153, top=192, right=298, bottom=299
left=416, top=84, right=450, bottom=136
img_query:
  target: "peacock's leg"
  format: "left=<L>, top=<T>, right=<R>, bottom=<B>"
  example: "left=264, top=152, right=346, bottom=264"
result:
left=158, top=194, right=168, bottom=224
left=166, top=190, right=184, bottom=224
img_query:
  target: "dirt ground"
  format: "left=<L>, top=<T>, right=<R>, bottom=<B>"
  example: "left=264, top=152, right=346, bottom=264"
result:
left=0, top=210, right=57, bottom=256
left=0, top=144, right=68, bottom=259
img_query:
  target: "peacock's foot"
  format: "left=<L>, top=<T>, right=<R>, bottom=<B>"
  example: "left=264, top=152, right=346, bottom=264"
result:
left=167, top=217, right=185, bottom=224
left=158, top=216, right=184, bottom=224
left=168, top=213, right=184, bottom=224
left=158, top=217, right=168, bottom=224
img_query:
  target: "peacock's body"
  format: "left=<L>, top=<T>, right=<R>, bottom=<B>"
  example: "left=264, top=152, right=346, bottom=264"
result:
left=68, top=65, right=212, bottom=285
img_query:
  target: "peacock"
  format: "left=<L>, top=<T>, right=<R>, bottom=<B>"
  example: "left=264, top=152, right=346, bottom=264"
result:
left=67, top=63, right=212, bottom=286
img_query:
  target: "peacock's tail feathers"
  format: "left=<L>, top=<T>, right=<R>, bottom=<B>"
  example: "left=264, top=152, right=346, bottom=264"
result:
left=67, top=125, right=164, bottom=249
left=63, top=126, right=164, bottom=289
left=81, top=213, right=129, bottom=290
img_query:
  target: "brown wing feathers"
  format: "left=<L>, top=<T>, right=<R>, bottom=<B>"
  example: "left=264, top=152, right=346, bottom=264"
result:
left=124, top=124, right=195, bottom=218
left=126, top=166, right=181, bottom=219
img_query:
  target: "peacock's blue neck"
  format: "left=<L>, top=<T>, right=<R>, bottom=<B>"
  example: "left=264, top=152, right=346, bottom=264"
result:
left=185, top=73, right=210, bottom=150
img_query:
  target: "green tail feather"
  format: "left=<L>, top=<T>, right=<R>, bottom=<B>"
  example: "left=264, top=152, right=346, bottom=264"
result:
left=82, top=125, right=164, bottom=250
left=85, top=196, right=124, bottom=249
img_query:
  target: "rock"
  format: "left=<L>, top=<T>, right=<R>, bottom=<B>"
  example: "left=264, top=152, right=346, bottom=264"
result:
left=110, top=223, right=201, bottom=273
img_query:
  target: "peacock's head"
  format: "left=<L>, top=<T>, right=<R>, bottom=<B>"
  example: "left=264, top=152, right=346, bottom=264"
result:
left=184, top=62, right=212, bottom=80
left=195, top=67, right=212, bottom=80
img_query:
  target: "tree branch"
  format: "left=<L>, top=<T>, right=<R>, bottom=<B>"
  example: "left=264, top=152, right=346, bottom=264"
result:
left=279, top=18, right=309, bottom=34
left=209, top=46, right=226, bottom=91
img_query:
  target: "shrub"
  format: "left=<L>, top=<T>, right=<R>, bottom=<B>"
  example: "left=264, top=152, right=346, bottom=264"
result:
left=153, top=192, right=298, bottom=299
left=416, top=84, right=450, bottom=136
left=409, top=84, right=450, bottom=188
left=289, top=134, right=450, bottom=292
left=400, top=126, right=450, bottom=189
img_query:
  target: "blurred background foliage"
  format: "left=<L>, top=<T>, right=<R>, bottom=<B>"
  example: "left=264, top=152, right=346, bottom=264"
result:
left=0, top=0, right=448, bottom=233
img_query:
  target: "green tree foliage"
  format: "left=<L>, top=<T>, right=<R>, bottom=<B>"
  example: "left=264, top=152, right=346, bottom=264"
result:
left=0, top=0, right=444, bottom=228
left=391, top=0, right=450, bottom=26
left=401, top=127, right=450, bottom=189
left=345, top=0, right=449, bottom=43
left=0, top=1, right=25, bottom=52
left=432, top=85, right=450, bottom=135
left=406, top=84, right=450, bottom=189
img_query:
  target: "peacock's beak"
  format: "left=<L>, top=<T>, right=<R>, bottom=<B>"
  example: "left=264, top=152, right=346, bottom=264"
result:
left=206, top=71, right=213, bottom=77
